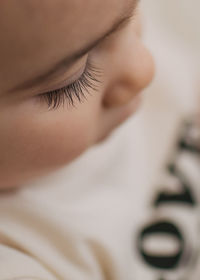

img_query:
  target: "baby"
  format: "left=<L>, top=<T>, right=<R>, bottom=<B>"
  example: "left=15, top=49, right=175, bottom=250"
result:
left=0, top=0, right=199, bottom=280
left=0, top=0, right=155, bottom=278
left=0, top=0, right=154, bottom=190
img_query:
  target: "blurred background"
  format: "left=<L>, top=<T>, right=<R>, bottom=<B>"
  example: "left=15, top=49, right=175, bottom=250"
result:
left=141, top=0, right=200, bottom=115
left=142, top=0, right=200, bottom=77
left=135, top=0, right=200, bottom=174
left=132, top=3, right=200, bottom=279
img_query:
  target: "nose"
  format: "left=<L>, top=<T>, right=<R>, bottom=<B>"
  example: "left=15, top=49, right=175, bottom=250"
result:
left=103, top=34, right=155, bottom=108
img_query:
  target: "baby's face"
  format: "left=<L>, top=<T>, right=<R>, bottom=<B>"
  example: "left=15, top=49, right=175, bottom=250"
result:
left=0, top=0, right=154, bottom=189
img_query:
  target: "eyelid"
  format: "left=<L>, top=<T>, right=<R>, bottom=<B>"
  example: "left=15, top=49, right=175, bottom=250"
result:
left=38, top=64, right=86, bottom=94
left=38, top=60, right=102, bottom=110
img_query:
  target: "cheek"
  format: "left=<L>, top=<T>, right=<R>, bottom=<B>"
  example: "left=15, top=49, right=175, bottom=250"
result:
left=0, top=103, right=97, bottom=187
left=28, top=122, right=84, bottom=166
left=17, top=111, right=92, bottom=169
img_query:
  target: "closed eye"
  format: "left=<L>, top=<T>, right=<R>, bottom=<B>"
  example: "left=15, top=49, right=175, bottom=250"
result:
left=37, top=61, right=102, bottom=110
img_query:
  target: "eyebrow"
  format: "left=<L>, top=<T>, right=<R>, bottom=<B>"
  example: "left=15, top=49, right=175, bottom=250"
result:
left=13, top=0, right=138, bottom=92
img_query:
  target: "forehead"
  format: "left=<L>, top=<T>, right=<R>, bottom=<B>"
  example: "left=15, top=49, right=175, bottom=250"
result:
left=0, top=0, right=127, bottom=48
left=0, top=0, right=134, bottom=92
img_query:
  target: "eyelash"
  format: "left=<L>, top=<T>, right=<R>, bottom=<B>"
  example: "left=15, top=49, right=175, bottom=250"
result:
left=38, top=61, right=101, bottom=110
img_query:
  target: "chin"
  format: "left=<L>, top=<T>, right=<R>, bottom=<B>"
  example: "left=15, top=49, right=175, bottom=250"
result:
left=96, top=131, right=112, bottom=144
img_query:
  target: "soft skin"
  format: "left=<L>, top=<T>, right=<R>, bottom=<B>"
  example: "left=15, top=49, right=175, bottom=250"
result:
left=0, top=0, right=154, bottom=189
